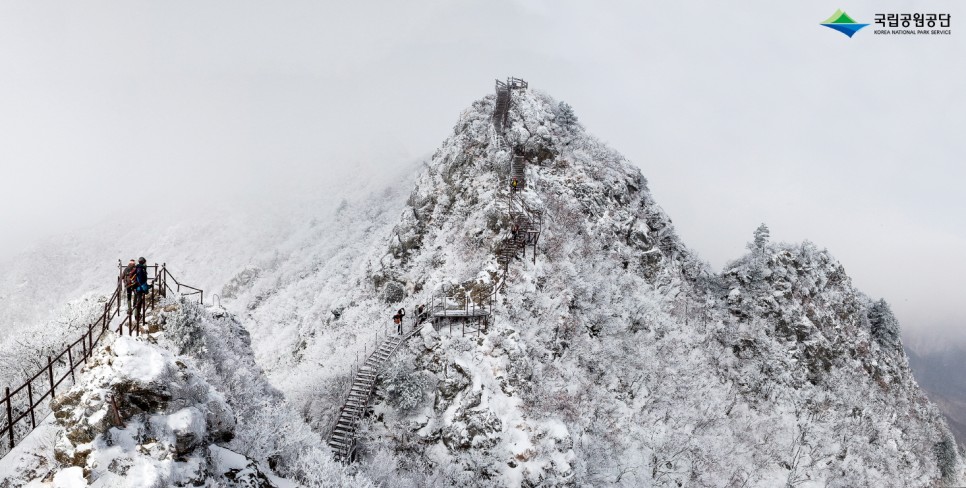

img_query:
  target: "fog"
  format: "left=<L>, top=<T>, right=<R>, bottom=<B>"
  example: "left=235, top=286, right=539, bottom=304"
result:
left=1, top=0, right=964, bottom=338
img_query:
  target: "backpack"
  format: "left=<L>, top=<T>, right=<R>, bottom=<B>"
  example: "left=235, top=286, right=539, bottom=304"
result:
left=125, top=266, right=137, bottom=288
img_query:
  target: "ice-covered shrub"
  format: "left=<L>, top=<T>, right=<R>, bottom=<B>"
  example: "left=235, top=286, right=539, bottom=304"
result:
left=382, top=359, right=434, bottom=413
left=934, top=434, right=958, bottom=481
left=382, top=281, right=406, bottom=303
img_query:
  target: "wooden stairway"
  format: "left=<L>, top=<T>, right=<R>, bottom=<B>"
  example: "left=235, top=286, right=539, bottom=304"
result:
left=327, top=334, right=405, bottom=462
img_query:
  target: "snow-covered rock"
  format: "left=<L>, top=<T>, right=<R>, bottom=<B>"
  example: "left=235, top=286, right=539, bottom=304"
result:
left=223, top=87, right=961, bottom=486
left=6, top=300, right=370, bottom=487
left=2, top=84, right=962, bottom=487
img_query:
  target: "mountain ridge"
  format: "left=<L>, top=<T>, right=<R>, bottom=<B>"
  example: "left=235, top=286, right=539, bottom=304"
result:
left=0, top=84, right=961, bottom=486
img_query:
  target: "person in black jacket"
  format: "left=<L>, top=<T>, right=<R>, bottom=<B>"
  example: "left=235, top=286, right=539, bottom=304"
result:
left=415, top=304, right=427, bottom=325
left=394, top=308, right=406, bottom=335
left=133, top=257, right=149, bottom=320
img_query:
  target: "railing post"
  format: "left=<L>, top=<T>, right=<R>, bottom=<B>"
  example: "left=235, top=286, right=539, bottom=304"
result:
left=151, top=264, right=158, bottom=310
left=5, top=387, right=12, bottom=449
left=67, top=347, right=76, bottom=384
left=47, top=356, right=55, bottom=400
left=26, top=381, right=35, bottom=429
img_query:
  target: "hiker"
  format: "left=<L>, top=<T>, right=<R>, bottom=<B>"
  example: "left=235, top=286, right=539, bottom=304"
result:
left=133, top=257, right=149, bottom=320
left=511, top=222, right=520, bottom=242
left=122, top=259, right=137, bottom=312
left=415, top=304, right=426, bottom=324
left=392, top=312, right=402, bottom=335
left=396, top=308, right=406, bottom=334
left=511, top=177, right=518, bottom=190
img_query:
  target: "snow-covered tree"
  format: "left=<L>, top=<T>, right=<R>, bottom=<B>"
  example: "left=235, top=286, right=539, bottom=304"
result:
left=556, top=101, right=578, bottom=129
left=867, top=299, right=901, bottom=350
left=750, top=223, right=769, bottom=253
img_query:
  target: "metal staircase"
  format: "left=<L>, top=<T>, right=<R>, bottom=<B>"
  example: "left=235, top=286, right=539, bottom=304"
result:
left=492, top=80, right=511, bottom=134
left=510, top=155, right=526, bottom=191
left=328, top=76, right=541, bottom=464
left=327, top=334, right=406, bottom=462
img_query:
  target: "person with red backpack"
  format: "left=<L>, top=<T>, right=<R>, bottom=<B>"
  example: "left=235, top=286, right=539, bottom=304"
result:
left=122, top=259, right=137, bottom=313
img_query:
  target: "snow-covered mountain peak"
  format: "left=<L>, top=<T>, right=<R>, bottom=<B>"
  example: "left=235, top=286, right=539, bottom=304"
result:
left=3, top=84, right=962, bottom=486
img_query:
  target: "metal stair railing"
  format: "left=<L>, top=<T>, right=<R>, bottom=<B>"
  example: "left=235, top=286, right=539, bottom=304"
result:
left=1, top=261, right=202, bottom=460
left=328, top=76, right=538, bottom=463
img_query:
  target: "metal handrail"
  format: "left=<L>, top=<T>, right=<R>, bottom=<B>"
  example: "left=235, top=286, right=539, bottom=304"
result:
left=1, top=262, right=203, bottom=458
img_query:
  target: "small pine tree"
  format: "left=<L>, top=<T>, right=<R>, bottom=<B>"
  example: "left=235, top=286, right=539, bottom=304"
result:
left=867, top=299, right=901, bottom=350
left=753, top=224, right=769, bottom=252
left=746, top=224, right=770, bottom=272
left=556, top=101, right=578, bottom=128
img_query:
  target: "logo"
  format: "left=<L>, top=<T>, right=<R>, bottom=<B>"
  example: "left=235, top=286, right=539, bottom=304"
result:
left=820, top=9, right=869, bottom=37
left=873, top=13, right=951, bottom=36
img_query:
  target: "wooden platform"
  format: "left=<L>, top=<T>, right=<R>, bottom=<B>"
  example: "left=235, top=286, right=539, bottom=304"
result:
left=432, top=309, right=491, bottom=318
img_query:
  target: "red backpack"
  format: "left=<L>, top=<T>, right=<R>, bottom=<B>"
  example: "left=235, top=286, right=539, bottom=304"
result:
left=125, top=266, right=137, bottom=288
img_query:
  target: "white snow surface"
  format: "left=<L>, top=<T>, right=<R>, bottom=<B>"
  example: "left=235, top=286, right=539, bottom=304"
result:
left=1, top=87, right=963, bottom=486
left=4, top=300, right=370, bottom=487
left=216, top=89, right=963, bottom=486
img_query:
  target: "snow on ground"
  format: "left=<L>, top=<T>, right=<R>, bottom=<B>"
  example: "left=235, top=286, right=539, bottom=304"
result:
left=1, top=86, right=963, bottom=486
left=3, top=299, right=372, bottom=487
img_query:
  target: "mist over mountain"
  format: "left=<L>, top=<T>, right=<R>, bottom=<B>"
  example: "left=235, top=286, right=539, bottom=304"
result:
left=1, top=86, right=962, bottom=486
left=905, top=336, right=966, bottom=447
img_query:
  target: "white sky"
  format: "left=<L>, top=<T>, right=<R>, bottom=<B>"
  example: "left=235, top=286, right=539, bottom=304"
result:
left=0, top=1, right=963, bottom=336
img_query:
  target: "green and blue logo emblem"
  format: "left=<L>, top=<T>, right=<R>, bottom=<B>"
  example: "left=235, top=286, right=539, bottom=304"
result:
left=821, top=9, right=869, bottom=37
